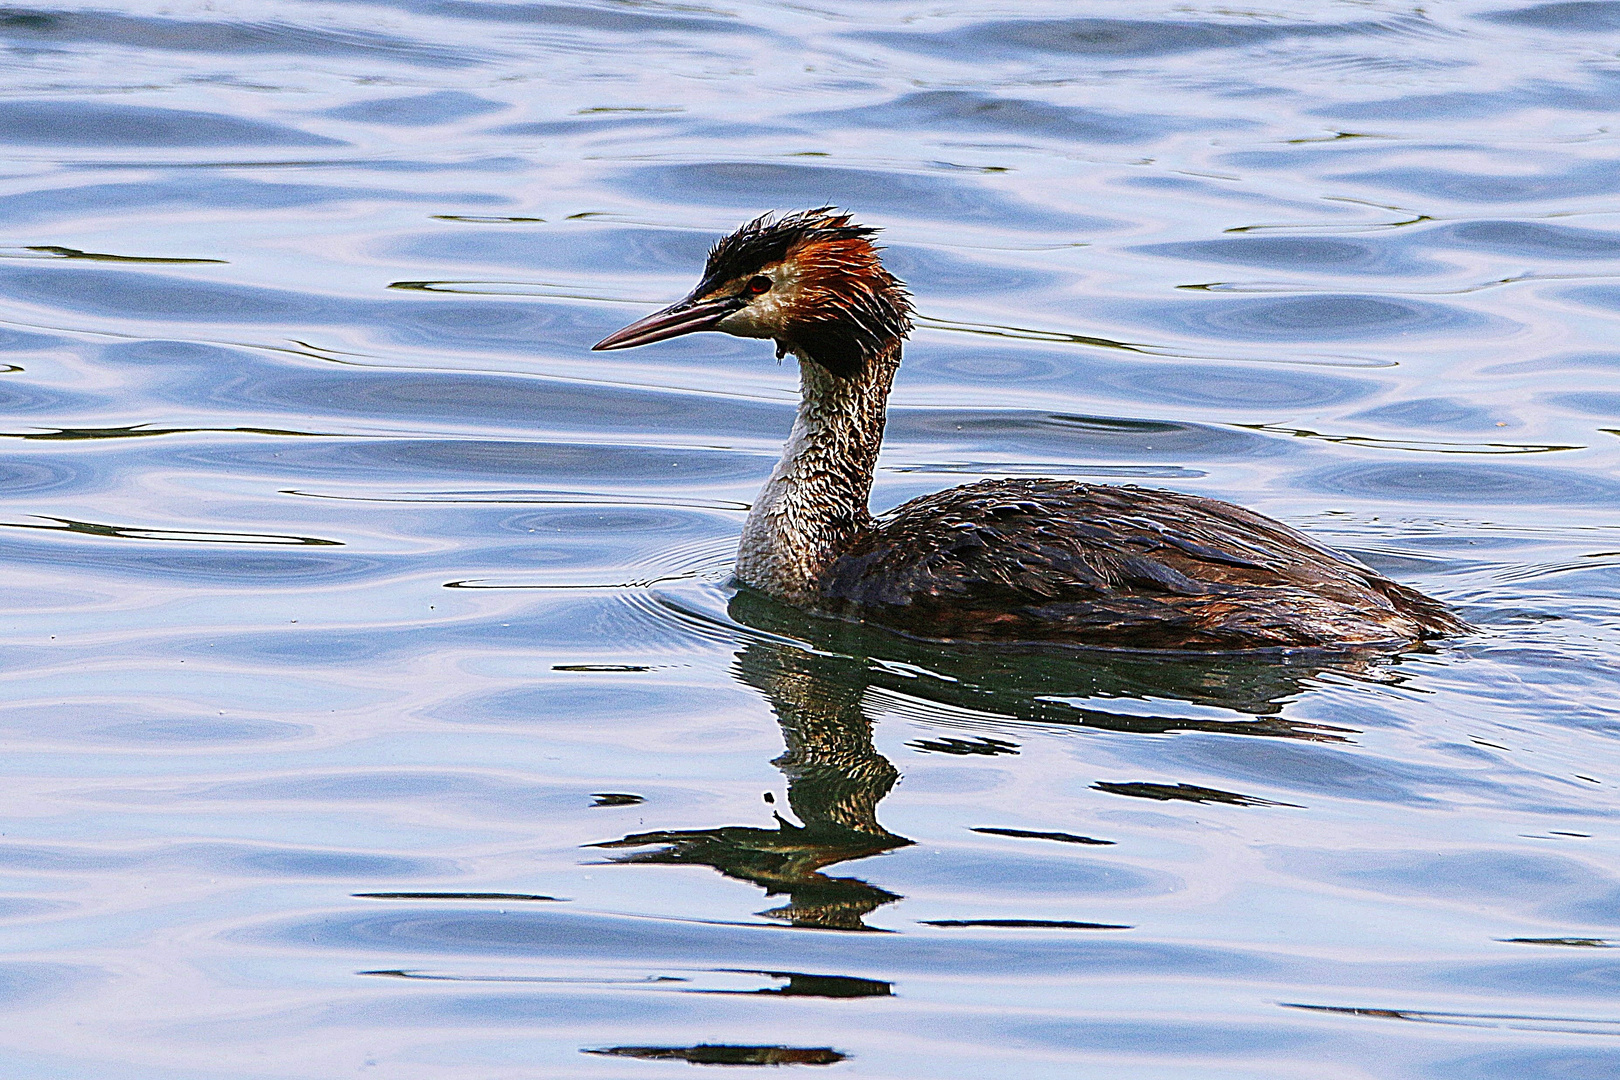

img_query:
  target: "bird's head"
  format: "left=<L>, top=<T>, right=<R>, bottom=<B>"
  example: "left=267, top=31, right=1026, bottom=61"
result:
left=593, top=207, right=913, bottom=377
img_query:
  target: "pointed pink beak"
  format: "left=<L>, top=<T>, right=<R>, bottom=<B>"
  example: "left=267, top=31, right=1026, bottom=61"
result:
left=592, top=293, right=743, bottom=351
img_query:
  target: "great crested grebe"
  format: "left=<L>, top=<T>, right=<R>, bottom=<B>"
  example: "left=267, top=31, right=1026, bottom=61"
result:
left=594, top=208, right=1463, bottom=650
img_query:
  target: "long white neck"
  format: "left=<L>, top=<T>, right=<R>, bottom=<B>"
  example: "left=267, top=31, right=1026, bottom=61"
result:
left=735, top=342, right=900, bottom=605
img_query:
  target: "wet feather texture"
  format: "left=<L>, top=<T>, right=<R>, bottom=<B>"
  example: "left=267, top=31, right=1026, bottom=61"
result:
left=821, top=478, right=1463, bottom=648
left=703, top=208, right=914, bottom=377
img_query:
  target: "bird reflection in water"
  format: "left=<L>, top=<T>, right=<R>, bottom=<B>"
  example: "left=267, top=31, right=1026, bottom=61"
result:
left=592, top=637, right=911, bottom=931
left=593, top=589, right=1420, bottom=931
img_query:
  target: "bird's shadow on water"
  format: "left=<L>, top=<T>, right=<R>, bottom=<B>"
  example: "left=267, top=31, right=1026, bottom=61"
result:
left=590, top=588, right=1415, bottom=931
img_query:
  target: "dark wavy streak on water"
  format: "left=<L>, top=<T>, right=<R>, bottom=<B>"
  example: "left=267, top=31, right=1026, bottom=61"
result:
left=1, top=1, right=1619, bottom=1077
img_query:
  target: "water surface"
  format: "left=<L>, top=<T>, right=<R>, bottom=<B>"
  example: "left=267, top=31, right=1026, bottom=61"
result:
left=3, top=1, right=1620, bottom=1076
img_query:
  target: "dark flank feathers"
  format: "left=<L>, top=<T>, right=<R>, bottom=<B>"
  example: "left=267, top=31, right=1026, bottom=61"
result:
left=817, top=479, right=1464, bottom=651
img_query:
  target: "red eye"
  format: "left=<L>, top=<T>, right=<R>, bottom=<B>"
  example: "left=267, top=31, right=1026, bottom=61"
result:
left=746, top=275, right=772, bottom=295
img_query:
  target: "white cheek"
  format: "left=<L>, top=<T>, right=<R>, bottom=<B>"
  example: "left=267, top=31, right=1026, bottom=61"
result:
left=717, top=293, right=790, bottom=339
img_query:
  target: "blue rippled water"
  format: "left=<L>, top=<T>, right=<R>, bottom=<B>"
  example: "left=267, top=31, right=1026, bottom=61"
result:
left=3, top=1, right=1620, bottom=1076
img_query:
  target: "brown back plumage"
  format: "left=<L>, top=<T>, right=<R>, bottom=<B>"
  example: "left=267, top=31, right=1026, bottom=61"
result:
left=817, top=478, right=1464, bottom=651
